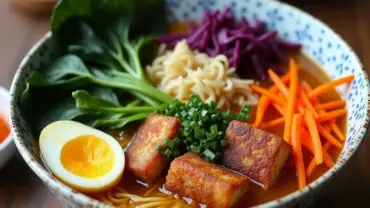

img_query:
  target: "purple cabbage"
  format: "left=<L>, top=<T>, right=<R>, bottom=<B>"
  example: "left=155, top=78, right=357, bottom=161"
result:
left=156, top=7, right=302, bottom=80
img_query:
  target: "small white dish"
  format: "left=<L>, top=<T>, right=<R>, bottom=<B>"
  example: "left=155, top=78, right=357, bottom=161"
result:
left=0, top=86, right=15, bottom=170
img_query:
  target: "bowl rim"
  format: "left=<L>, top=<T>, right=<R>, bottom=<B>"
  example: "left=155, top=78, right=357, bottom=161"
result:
left=9, top=0, right=370, bottom=207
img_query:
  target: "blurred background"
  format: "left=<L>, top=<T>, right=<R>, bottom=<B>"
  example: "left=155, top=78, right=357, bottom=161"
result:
left=0, top=0, right=369, bottom=207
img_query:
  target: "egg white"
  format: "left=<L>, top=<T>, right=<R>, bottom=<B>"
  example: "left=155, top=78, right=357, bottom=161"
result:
left=39, top=120, right=125, bottom=193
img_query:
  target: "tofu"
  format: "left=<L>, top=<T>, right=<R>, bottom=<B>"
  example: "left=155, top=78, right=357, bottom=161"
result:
left=126, top=114, right=180, bottom=185
left=165, top=153, right=249, bottom=208
left=221, top=120, right=291, bottom=189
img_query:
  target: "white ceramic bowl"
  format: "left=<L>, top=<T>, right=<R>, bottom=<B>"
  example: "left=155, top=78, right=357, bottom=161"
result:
left=0, top=87, right=15, bottom=170
left=9, top=0, right=370, bottom=207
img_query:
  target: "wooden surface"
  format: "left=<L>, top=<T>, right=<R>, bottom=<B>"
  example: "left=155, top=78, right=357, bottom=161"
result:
left=0, top=0, right=370, bottom=207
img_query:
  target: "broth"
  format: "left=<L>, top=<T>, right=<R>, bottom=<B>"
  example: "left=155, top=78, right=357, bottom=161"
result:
left=93, top=23, right=347, bottom=207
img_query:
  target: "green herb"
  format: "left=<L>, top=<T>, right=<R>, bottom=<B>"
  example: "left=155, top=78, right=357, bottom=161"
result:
left=156, top=95, right=250, bottom=162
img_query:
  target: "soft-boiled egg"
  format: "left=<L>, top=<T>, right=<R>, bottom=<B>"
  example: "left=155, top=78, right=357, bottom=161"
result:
left=39, top=120, right=125, bottom=193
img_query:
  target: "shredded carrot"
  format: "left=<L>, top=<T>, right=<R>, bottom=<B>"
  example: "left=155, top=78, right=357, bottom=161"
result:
left=268, top=69, right=305, bottom=114
left=317, top=109, right=347, bottom=123
left=322, top=123, right=331, bottom=133
left=248, top=61, right=351, bottom=184
left=250, top=84, right=286, bottom=106
left=309, top=75, right=355, bottom=98
left=304, top=83, right=345, bottom=140
left=306, top=157, right=316, bottom=177
left=304, top=110, right=323, bottom=165
left=272, top=103, right=285, bottom=116
left=291, top=114, right=306, bottom=190
left=260, top=117, right=285, bottom=129
left=268, top=69, right=289, bottom=97
left=315, top=100, right=346, bottom=111
left=306, top=142, right=332, bottom=176
left=301, top=129, right=334, bottom=168
left=284, top=59, right=299, bottom=143
left=252, top=96, right=270, bottom=128
left=317, top=123, right=343, bottom=148
left=301, top=81, right=319, bottom=104
left=252, top=74, right=291, bottom=127
left=299, top=87, right=319, bottom=118
left=330, top=121, right=345, bottom=141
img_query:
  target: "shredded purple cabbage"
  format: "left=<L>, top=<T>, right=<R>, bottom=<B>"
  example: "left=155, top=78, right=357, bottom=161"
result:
left=156, top=7, right=302, bottom=80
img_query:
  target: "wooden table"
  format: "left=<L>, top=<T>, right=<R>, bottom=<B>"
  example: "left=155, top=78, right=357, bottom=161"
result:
left=0, top=0, right=369, bottom=207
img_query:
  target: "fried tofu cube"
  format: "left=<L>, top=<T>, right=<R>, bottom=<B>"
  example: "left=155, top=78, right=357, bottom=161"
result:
left=126, top=114, right=180, bottom=184
left=165, top=153, right=249, bottom=208
left=221, top=120, right=291, bottom=189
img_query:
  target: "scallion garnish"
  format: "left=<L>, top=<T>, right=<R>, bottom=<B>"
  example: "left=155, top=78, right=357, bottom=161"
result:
left=156, top=95, right=251, bottom=162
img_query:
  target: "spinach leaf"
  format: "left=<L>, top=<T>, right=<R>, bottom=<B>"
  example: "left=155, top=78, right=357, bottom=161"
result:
left=66, top=22, right=117, bottom=68
left=90, top=87, right=119, bottom=105
left=27, top=55, right=91, bottom=87
left=51, top=0, right=93, bottom=34
left=73, top=90, right=119, bottom=110
left=24, top=0, right=171, bottom=133
left=51, top=0, right=166, bottom=37
left=92, top=113, right=148, bottom=130
left=26, top=86, right=120, bottom=135
left=72, top=90, right=163, bottom=113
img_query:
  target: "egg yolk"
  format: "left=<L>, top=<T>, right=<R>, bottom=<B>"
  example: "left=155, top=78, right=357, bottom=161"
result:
left=61, top=135, right=115, bottom=178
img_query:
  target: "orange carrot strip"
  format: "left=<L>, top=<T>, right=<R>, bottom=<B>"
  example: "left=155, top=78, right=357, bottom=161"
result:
left=252, top=73, right=292, bottom=127
left=268, top=69, right=289, bottom=97
left=307, top=143, right=332, bottom=176
left=299, top=87, right=319, bottom=118
left=306, top=157, right=317, bottom=177
left=252, top=95, right=270, bottom=128
left=315, top=100, right=346, bottom=111
left=269, top=69, right=305, bottom=114
left=284, top=59, right=299, bottom=143
left=304, top=110, right=323, bottom=165
left=305, top=83, right=345, bottom=140
left=301, top=129, right=333, bottom=168
left=317, top=109, right=347, bottom=123
left=330, top=121, right=345, bottom=141
left=324, top=123, right=332, bottom=133
left=301, top=81, right=319, bottom=104
left=291, top=114, right=306, bottom=190
left=260, top=117, right=285, bottom=129
left=317, top=124, right=343, bottom=148
left=273, top=103, right=285, bottom=116
left=252, top=75, right=290, bottom=127
left=308, top=75, right=355, bottom=98
left=250, top=84, right=286, bottom=106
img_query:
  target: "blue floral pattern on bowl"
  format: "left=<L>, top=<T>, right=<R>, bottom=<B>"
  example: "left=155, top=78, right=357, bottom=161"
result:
left=9, top=0, right=370, bottom=207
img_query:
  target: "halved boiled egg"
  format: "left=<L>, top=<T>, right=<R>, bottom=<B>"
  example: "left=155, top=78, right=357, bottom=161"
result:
left=39, top=120, right=125, bottom=193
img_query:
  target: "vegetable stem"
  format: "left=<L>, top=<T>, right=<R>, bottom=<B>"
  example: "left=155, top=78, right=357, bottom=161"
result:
left=95, top=105, right=161, bottom=114
left=88, top=76, right=173, bottom=104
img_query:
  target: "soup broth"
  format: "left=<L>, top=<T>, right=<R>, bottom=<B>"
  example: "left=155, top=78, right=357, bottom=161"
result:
left=90, top=23, right=346, bottom=207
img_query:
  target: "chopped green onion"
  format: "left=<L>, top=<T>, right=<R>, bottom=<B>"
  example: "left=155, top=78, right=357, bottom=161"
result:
left=164, top=148, right=172, bottom=158
left=203, top=149, right=216, bottom=161
left=173, top=137, right=181, bottom=146
left=221, top=139, right=228, bottom=147
left=156, top=145, right=165, bottom=153
left=164, top=139, right=175, bottom=149
left=191, top=145, right=201, bottom=153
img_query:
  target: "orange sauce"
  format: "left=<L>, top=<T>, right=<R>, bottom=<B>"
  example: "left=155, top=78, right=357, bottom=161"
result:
left=92, top=23, right=346, bottom=207
left=0, top=114, right=9, bottom=143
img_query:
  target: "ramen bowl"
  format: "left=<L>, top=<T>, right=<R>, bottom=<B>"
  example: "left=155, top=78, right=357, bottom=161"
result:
left=9, top=0, right=369, bottom=207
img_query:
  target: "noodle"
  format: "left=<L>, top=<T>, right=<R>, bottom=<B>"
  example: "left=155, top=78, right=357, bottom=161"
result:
left=146, top=40, right=259, bottom=108
left=96, top=185, right=193, bottom=208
